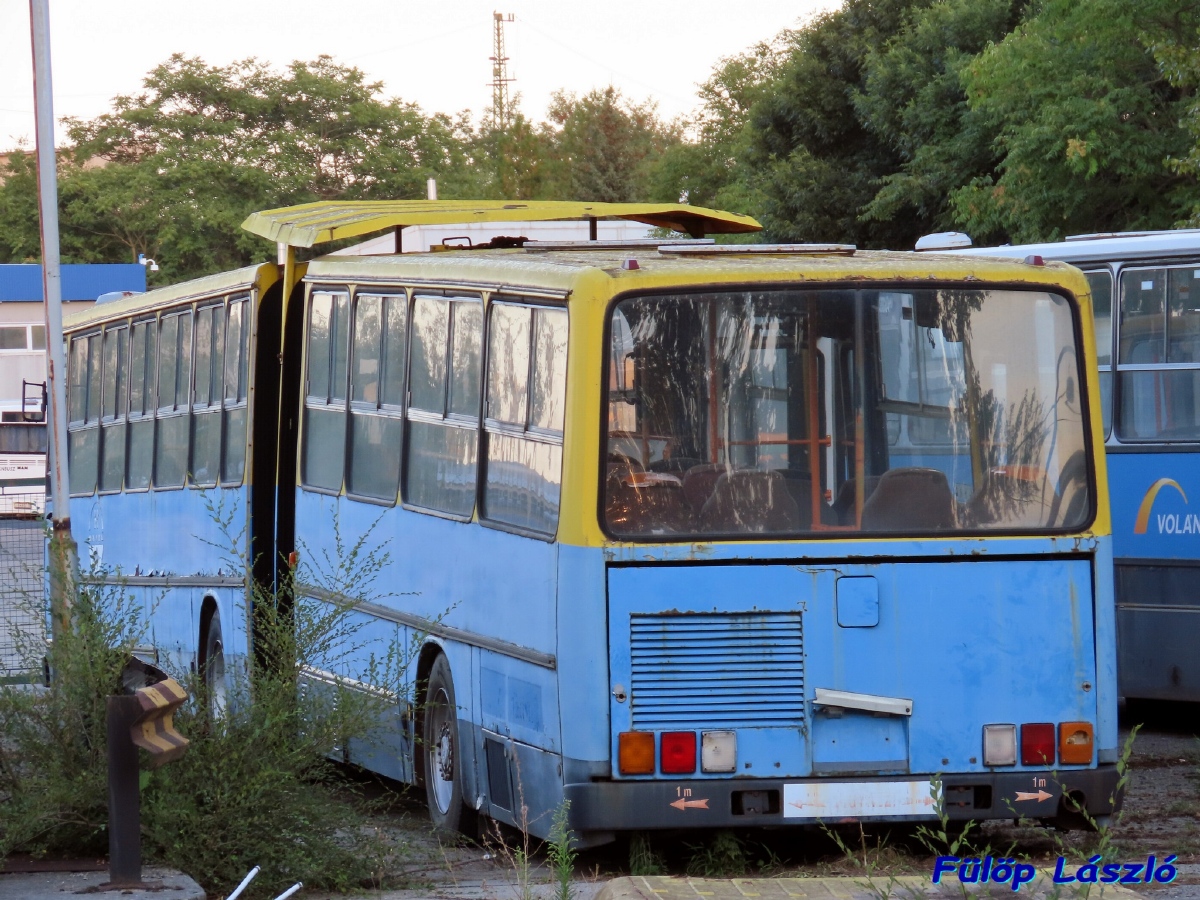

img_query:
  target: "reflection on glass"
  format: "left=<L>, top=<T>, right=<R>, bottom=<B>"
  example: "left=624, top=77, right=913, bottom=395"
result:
left=410, top=297, right=449, bottom=413
left=406, top=420, right=477, bottom=516
left=604, top=288, right=1090, bottom=538
left=484, top=432, right=562, bottom=533
left=1085, top=271, right=1112, bottom=367
left=308, top=293, right=333, bottom=400
left=450, top=302, right=482, bottom=417
left=352, top=295, right=382, bottom=405
left=487, top=304, right=530, bottom=424
left=381, top=296, right=407, bottom=407
left=530, top=309, right=567, bottom=432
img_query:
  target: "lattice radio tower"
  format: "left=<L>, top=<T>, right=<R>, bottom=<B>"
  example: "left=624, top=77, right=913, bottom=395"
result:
left=489, top=12, right=515, bottom=132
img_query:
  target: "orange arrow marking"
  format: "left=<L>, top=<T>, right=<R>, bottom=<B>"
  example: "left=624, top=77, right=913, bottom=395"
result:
left=1013, top=790, right=1053, bottom=802
left=670, top=798, right=710, bottom=811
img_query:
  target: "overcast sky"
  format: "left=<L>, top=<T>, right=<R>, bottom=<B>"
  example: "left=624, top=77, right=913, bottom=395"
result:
left=0, top=1, right=839, bottom=152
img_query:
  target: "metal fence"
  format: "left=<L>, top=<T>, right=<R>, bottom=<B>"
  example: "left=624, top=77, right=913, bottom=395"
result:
left=0, top=496, right=46, bottom=681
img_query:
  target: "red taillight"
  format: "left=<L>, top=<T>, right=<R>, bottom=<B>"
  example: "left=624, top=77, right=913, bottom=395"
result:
left=660, top=731, right=697, bottom=774
left=1021, top=723, right=1055, bottom=766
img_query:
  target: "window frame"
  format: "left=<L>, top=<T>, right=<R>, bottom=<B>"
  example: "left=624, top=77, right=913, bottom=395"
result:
left=67, top=329, right=102, bottom=497
left=0, top=324, right=42, bottom=352
left=343, top=289, right=408, bottom=506
left=300, top=287, right=352, bottom=496
left=97, top=322, right=130, bottom=495
left=480, top=299, right=569, bottom=540
left=400, top=292, right=484, bottom=521
left=596, top=282, right=1098, bottom=542
left=152, top=306, right=195, bottom=491
left=1112, top=262, right=1200, bottom=444
left=219, top=294, right=252, bottom=487
left=189, top=300, right=227, bottom=488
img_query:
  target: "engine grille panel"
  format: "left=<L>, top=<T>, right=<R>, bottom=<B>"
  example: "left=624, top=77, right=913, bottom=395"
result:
left=629, top=612, right=804, bottom=730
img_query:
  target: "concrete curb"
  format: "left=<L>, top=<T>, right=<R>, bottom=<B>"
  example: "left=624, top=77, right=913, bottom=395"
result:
left=0, top=866, right=205, bottom=899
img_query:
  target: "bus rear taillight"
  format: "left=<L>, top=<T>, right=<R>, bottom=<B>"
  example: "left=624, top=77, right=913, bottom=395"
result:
left=1021, top=723, right=1055, bottom=765
left=661, top=732, right=697, bottom=774
left=1059, top=722, right=1094, bottom=764
left=618, top=732, right=655, bottom=774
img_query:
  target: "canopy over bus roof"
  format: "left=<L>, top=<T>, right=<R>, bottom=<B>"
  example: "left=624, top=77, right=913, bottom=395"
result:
left=241, top=200, right=763, bottom=248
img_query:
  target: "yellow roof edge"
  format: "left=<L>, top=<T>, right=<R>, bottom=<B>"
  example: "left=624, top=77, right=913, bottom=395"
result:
left=241, top=200, right=762, bottom=248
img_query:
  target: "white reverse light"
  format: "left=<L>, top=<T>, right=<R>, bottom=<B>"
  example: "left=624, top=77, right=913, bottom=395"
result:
left=701, top=731, right=736, bottom=773
left=983, top=724, right=1017, bottom=767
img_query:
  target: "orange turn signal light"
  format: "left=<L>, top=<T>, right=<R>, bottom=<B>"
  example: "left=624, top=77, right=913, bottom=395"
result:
left=1059, top=722, right=1094, bottom=765
left=618, top=731, right=655, bottom=775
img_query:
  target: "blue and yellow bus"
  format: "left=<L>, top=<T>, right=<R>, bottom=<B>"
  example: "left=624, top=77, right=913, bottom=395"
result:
left=64, top=201, right=1118, bottom=844
left=925, top=229, right=1200, bottom=705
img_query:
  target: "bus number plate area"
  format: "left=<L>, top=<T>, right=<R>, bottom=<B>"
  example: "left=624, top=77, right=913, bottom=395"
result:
left=782, top=780, right=936, bottom=818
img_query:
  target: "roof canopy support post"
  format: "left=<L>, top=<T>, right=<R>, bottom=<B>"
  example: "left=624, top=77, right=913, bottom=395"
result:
left=394, top=226, right=403, bottom=254
left=588, top=217, right=598, bottom=242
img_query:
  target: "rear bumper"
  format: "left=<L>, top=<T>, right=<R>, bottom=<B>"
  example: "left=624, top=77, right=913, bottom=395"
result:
left=565, top=767, right=1120, bottom=832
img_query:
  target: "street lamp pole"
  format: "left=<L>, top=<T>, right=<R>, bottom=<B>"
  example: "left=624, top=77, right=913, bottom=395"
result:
left=29, top=0, right=78, bottom=627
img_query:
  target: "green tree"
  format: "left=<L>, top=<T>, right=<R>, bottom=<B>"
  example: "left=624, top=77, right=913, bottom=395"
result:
left=0, top=55, right=480, bottom=281
left=950, top=0, right=1200, bottom=243
left=540, top=86, right=681, bottom=202
left=855, top=0, right=1027, bottom=239
left=1150, top=1, right=1200, bottom=225
left=745, top=0, right=934, bottom=247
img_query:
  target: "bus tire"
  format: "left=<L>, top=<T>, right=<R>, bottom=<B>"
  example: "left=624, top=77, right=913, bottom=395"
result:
left=201, top=608, right=228, bottom=723
left=423, top=654, right=474, bottom=834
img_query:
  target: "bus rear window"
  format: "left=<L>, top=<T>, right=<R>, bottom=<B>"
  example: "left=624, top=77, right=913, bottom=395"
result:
left=604, top=288, right=1091, bottom=539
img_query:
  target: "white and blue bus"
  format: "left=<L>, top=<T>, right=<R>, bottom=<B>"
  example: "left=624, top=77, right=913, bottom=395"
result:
left=62, top=201, right=1119, bottom=843
left=925, top=230, right=1200, bottom=704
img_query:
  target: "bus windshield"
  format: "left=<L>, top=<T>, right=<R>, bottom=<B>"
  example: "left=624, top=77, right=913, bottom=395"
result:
left=605, top=287, right=1090, bottom=538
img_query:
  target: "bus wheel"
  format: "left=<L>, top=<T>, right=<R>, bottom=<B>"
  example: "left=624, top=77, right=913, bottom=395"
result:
left=202, top=611, right=228, bottom=723
left=423, top=654, right=473, bottom=833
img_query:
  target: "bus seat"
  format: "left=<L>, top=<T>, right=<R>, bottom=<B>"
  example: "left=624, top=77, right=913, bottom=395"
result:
left=832, top=475, right=881, bottom=525
left=605, top=469, right=689, bottom=534
left=779, top=471, right=837, bottom=527
left=860, top=467, right=956, bottom=531
left=681, top=463, right=731, bottom=513
left=698, top=470, right=801, bottom=533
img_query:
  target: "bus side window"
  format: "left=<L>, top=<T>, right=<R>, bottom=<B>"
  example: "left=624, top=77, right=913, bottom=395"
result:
left=155, top=310, right=193, bottom=488
left=222, top=298, right=249, bottom=484
left=302, top=290, right=350, bottom=493
left=1084, top=271, right=1113, bottom=437
left=190, top=303, right=225, bottom=487
left=125, top=320, right=157, bottom=490
left=346, top=293, right=404, bottom=502
left=483, top=304, right=567, bottom=535
left=1117, top=266, right=1200, bottom=441
left=99, top=325, right=129, bottom=493
left=67, top=332, right=100, bottom=496
left=404, top=295, right=481, bottom=517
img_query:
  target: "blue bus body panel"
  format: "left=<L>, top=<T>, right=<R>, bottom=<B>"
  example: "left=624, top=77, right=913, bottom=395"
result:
left=607, top=557, right=1099, bottom=780
left=70, top=488, right=250, bottom=674
left=1107, top=451, right=1200, bottom=699
left=1109, top=451, right=1200, bottom=560
left=293, top=491, right=561, bottom=754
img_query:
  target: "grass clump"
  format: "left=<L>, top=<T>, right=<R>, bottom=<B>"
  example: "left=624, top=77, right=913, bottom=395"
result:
left=0, top=509, right=418, bottom=898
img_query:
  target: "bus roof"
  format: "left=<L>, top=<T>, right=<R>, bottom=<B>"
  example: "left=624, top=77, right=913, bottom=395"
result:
left=938, top=229, right=1200, bottom=266
left=303, top=244, right=1090, bottom=300
left=61, top=245, right=1093, bottom=334
left=241, top=200, right=763, bottom=248
left=63, top=263, right=279, bottom=330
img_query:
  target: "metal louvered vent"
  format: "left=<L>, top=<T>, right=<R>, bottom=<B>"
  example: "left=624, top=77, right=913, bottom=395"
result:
left=629, top=612, right=804, bottom=730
